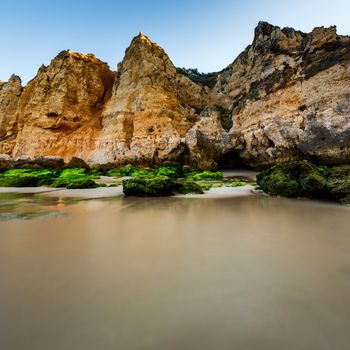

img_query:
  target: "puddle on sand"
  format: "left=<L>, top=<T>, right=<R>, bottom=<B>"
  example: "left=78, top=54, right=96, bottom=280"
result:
left=0, top=193, right=67, bottom=221
left=0, top=192, right=124, bottom=221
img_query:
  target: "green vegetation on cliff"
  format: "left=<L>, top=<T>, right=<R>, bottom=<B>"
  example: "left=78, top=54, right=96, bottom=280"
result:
left=176, top=68, right=218, bottom=88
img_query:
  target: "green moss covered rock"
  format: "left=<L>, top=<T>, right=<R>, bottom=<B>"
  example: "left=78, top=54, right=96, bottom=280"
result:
left=326, top=165, right=350, bottom=201
left=51, top=178, right=97, bottom=189
left=257, top=161, right=350, bottom=203
left=0, top=173, right=38, bottom=187
left=107, top=165, right=138, bottom=177
left=175, top=180, right=204, bottom=194
left=51, top=168, right=97, bottom=188
left=0, top=168, right=59, bottom=187
left=123, top=175, right=175, bottom=196
left=130, top=169, right=155, bottom=177
left=155, top=166, right=181, bottom=179
left=0, top=167, right=99, bottom=189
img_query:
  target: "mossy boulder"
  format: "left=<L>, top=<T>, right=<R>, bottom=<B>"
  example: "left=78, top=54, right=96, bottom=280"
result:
left=123, top=175, right=205, bottom=196
left=0, top=167, right=98, bottom=189
left=0, top=168, right=59, bottom=187
left=107, top=165, right=183, bottom=179
left=107, top=164, right=138, bottom=177
left=123, top=175, right=175, bottom=196
left=325, top=165, right=350, bottom=202
left=175, top=180, right=204, bottom=194
left=51, top=168, right=98, bottom=188
left=257, top=161, right=349, bottom=202
left=51, top=178, right=97, bottom=189
left=131, top=169, right=155, bottom=177
left=155, top=166, right=181, bottom=179
left=257, top=161, right=328, bottom=198
left=0, top=173, right=38, bottom=187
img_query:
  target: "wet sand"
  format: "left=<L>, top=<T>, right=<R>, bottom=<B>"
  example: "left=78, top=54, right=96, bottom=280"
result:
left=0, top=184, right=255, bottom=200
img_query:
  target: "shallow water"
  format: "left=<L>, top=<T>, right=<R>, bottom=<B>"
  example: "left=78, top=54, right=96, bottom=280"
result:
left=0, top=193, right=350, bottom=350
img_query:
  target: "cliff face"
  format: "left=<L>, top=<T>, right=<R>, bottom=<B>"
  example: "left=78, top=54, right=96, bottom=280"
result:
left=3, top=51, right=115, bottom=161
left=0, top=75, right=22, bottom=152
left=0, top=23, right=349, bottom=168
left=90, top=33, right=210, bottom=167
left=214, top=22, right=350, bottom=166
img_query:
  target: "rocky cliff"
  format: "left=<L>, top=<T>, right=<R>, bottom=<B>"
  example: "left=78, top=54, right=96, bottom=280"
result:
left=0, top=23, right=349, bottom=168
left=0, top=75, right=22, bottom=147
left=213, top=22, right=350, bottom=167
left=90, top=33, right=211, bottom=167
left=1, top=51, right=115, bottom=161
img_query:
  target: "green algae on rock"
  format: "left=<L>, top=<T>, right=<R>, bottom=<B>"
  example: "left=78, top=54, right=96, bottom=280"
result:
left=191, top=171, right=223, bottom=181
left=0, top=168, right=58, bottom=187
left=122, top=175, right=205, bottom=197
left=50, top=168, right=98, bottom=189
left=0, top=168, right=98, bottom=189
left=123, top=175, right=174, bottom=197
left=174, top=180, right=204, bottom=194
left=257, top=161, right=350, bottom=203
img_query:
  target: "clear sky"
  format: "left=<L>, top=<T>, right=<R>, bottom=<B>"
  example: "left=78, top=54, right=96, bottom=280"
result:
left=1, top=0, right=349, bottom=84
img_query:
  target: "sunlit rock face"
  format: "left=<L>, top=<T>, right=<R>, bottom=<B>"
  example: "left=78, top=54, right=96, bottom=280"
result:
left=90, top=33, right=210, bottom=167
left=6, top=51, right=115, bottom=161
left=0, top=22, right=349, bottom=168
left=0, top=75, right=22, bottom=154
left=213, top=22, right=350, bottom=167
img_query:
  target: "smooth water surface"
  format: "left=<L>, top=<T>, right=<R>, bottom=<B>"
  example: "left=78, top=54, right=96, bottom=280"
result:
left=0, top=193, right=350, bottom=350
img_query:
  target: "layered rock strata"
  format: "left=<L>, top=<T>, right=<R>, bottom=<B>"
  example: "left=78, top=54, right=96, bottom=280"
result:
left=1, top=23, right=349, bottom=168
left=213, top=22, right=350, bottom=166
left=90, top=33, right=209, bottom=167
left=1, top=51, right=115, bottom=161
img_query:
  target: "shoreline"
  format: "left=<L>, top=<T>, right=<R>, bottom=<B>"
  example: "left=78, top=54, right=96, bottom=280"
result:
left=0, top=184, right=256, bottom=200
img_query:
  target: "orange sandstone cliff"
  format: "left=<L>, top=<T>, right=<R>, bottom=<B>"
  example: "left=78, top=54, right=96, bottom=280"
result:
left=0, top=23, right=349, bottom=168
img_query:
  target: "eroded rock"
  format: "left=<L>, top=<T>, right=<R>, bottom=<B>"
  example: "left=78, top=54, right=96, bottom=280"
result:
left=0, top=23, right=349, bottom=168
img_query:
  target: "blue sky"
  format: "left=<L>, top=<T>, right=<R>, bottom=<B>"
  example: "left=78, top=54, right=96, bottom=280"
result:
left=1, top=0, right=349, bottom=84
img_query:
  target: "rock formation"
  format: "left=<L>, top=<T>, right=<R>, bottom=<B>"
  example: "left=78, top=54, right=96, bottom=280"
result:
left=90, top=33, right=209, bottom=167
left=0, top=22, right=349, bottom=168
left=213, top=22, right=350, bottom=167
left=0, top=75, right=22, bottom=150
left=1, top=51, right=115, bottom=161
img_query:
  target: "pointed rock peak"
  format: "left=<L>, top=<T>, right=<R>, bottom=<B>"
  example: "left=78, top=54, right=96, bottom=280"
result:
left=130, top=32, right=160, bottom=50
left=253, top=21, right=279, bottom=41
left=9, top=74, right=22, bottom=84
left=121, top=31, right=170, bottom=67
left=37, top=64, right=47, bottom=74
left=0, top=74, right=22, bottom=93
left=56, top=49, right=71, bottom=59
